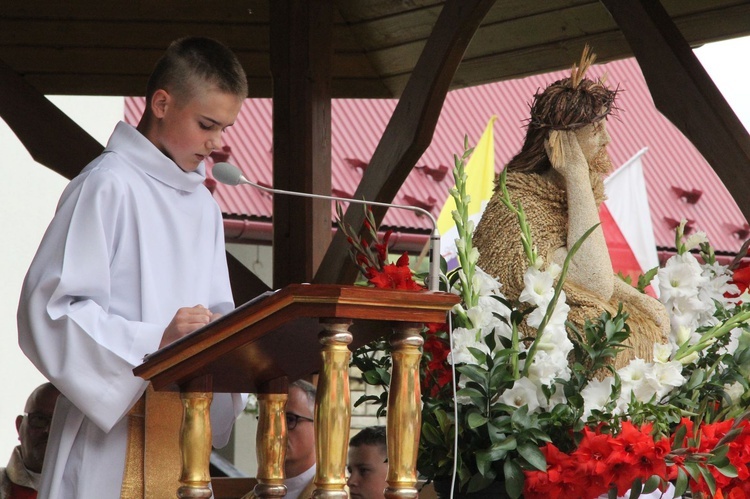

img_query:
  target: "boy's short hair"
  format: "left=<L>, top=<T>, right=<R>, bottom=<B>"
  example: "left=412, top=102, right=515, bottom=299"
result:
left=146, top=36, right=248, bottom=103
left=349, top=426, right=387, bottom=451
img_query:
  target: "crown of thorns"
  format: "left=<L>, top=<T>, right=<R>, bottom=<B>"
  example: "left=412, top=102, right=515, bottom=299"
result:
left=526, top=45, right=619, bottom=131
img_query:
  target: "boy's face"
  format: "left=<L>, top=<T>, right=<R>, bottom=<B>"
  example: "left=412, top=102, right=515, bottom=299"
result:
left=347, top=443, right=389, bottom=499
left=150, top=83, right=243, bottom=172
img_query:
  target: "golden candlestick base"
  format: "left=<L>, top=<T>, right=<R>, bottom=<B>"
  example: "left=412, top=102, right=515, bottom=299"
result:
left=314, top=319, right=353, bottom=499
left=177, top=391, right=213, bottom=499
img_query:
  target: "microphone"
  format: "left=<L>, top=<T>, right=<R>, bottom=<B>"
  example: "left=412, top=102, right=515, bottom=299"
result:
left=212, top=162, right=441, bottom=291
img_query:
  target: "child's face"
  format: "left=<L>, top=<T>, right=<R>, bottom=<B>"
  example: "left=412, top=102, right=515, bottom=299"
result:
left=347, top=444, right=389, bottom=499
left=151, top=84, right=243, bottom=172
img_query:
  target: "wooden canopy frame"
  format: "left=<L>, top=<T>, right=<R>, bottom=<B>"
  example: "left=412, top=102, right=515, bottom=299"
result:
left=1, top=0, right=749, bottom=298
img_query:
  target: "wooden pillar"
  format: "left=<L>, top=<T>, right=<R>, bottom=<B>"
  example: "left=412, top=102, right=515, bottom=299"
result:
left=313, top=0, right=497, bottom=286
left=600, top=0, right=750, bottom=221
left=270, top=0, right=334, bottom=288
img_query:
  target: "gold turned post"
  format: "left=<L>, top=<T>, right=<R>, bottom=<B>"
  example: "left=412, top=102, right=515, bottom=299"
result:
left=254, top=386, right=289, bottom=499
left=385, top=323, right=424, bottom=499
left=313, top=319, right=353, bottom=499
left=178, top=377, right=213, bottom=499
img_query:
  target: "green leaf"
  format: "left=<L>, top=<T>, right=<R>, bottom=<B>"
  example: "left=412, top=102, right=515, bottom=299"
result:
left=457, top=387, right=486, bottom=408
left=628, top=477, right=642, bottom=498
left=466, top=473, right=495, bottom=493
left=457, top=364, right=489, bottom=386
left=674, top=469, right=688, bottom=496
left=517, top=442, right=546, bottom=471
left=642, top=475, right=661, bottom=494
left=503, top=459, right=525, bottom=499
left=467, top=412, right=489, bottom=429
left=715, top=463, right=739, bottom=478
left=421, top=422, right=443, bottom=446
left=475, top=450, right=492, bottom=475
left=510, top=405, right=531, bottom=427
left=671, top=424, right=687, bottom=449
left=494, top=435, right=517, bottom=451
left=695, top=463, right=716, bottom=496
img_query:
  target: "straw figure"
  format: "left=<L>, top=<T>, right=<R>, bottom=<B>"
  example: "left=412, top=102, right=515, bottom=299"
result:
left=473, top=46, right=669, bottom=369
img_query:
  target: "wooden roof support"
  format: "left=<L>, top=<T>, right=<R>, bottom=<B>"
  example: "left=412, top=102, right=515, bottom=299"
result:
left=600, top=0, right=750, bottom=220
left=270, top=0, right=334, bottom=288
left=313, top=0, right=497, bottom=285
left=0, top=59, right=102, bottom=178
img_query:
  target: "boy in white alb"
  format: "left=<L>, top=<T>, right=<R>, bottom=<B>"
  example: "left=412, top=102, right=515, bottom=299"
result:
left=17, top=37, right=248, bottom=498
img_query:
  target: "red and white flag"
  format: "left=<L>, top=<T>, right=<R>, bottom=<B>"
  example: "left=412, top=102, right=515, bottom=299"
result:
left=601, top=148, right=660, bottom=295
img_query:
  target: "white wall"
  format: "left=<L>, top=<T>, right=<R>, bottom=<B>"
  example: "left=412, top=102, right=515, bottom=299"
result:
left=0, top=96, right=123, bottom=461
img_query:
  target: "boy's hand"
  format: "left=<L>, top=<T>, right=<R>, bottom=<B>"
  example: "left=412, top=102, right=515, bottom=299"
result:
left=160, top=305, right=216, bottom=348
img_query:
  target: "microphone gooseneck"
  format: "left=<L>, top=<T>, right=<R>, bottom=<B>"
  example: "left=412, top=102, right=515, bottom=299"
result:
left=211, top=162, right=442, bottom=291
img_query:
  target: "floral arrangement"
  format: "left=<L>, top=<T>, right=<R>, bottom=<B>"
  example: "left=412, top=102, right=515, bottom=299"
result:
left=338, top=138, right=750, bottom=499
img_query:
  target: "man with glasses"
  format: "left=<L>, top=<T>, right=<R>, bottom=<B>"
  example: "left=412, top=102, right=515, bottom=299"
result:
left=1, top=383, right=60, bottom=498
left=282, top=380, right=317, bottom=499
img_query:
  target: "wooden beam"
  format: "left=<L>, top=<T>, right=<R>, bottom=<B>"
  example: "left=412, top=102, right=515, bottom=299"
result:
left=0, top=58, right=103, bottom=179
left=270, top=0, right=334, bottom=287
left=313, top=0, right=497, bottom=285
left=600, top=0, right=750, bottom=222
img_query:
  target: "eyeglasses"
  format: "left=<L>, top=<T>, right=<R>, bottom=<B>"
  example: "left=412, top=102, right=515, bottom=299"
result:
left=286, top=412, right=314, bottom=430
left=24, top=412, right=52, bottom=430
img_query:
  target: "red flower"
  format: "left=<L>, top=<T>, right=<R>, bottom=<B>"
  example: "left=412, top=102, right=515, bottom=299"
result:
left=730, top=262, right=750, bottom=296
left=422, top=334, right=452, bottom=396
left=366, top=252, right=424, bottom=291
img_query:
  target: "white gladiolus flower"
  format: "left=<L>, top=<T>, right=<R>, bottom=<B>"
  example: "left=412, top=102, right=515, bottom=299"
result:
left=535, top=323, right=573, bottom=358
left=619, top=358, right=659, bottom=403
left=466, top=305, right=493, bottom=332
left=468, top=246, right=480, bottom=265
left=527, top=293, right=570, bottom=331
left=682, top=231, right=708, bottom=252
left=547, top=262, right=562, bottom=280
left=581, top=377, right=615, bottom=419
left=658, top=253, right=707, bottom=304
left=719, top=328, right=742, bottom=356
left=675, top=325, right=693, bottom=346
left=526, top=350, right=569, bottom=386
left=724, top=382, right=745, bottom=404
left=679, top=351, right=700, bottom=366
left=653, top=343, right=673, bottom=363
left=500, top=378, right=541, bottom=413
left=476, top=296, right=512, bottom=340
left=532, top=254, right=544, bottom=270
left=519, top=267, right=555, bottom=306
left=650, top=361, right=686, bottom=398
left=450, top=327, right=490, bottom=366
left=473, top=267, right=503, bottom=296
left=455, top=237, right=466, bottom=253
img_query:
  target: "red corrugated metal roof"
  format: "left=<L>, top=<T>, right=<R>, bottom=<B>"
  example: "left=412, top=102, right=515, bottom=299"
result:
left=124, top=56, right=748, bottom=254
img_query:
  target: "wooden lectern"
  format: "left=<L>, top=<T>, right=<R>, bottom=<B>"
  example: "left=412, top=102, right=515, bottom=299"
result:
left=134, top=284, right=458, bottom=499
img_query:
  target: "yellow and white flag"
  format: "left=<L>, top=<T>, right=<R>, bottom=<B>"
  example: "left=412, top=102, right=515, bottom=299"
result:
left=437, top=115, right=497, bottom=266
